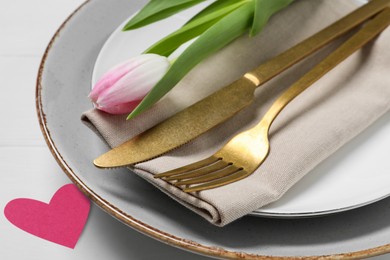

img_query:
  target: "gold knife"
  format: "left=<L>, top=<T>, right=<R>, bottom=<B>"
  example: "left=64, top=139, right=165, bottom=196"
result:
left=94, top=0, right=390, bottom=169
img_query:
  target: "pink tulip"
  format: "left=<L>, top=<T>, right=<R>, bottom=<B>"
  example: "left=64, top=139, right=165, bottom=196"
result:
left=89, top=54, right=170, bottom=114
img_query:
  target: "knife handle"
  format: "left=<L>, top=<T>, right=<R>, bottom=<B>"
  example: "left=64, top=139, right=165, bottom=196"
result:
left=244, top=0, right=390, bottom=87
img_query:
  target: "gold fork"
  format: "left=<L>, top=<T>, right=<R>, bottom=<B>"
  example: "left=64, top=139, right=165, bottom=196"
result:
left=154, top=8, right=390, bottom=193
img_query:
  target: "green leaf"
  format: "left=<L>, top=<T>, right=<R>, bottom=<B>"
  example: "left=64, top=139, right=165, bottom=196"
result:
left=251, top=0, right=294, bottom=36
left=185, top=0, right=249, bottom=26
left=128, top=2, right=254, bottom=119
left=145, top=0, right=248, bottom=57
left=123, top=0, right=206, bottom=31
left=144, top=18, right=221, bottom=57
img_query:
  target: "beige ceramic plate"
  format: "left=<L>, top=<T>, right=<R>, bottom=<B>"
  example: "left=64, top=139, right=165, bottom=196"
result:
left=37, top=0, right=390, bottom=258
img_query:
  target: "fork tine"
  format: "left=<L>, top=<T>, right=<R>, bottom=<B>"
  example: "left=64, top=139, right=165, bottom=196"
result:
left=174, top=164, right=240, bottom=186
left=154, top=156, right=220, bottom=179
left=183, top=169, right=250, bottom=193
left=165, top=160, right=229, bottom=181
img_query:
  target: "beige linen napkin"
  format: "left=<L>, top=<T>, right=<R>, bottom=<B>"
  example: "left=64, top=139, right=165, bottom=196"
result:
left=82, top=0, right=390, bottom=226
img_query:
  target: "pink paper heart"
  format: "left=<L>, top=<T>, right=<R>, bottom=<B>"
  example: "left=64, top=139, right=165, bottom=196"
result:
left=4, top=184, right=90, bottom=249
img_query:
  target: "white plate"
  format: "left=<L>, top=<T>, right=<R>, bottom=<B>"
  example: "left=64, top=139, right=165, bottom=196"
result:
left=37, top=0, right=390, bottom=258
left=92, top=0, right=390, bottom=218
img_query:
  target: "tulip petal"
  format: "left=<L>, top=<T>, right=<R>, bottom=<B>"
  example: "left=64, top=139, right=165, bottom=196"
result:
left=89, top=61, right=133, bottom=101
left=89, top=54, right=165, bottom=102
left=97, top=62, right=168, bottom=106
left=91, top=54, right=170, bottom=115
left=96, top=100, right=142, bottom=115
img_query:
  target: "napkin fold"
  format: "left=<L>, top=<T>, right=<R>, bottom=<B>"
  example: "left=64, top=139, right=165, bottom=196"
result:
left=82, top=0, right=390, bottom=226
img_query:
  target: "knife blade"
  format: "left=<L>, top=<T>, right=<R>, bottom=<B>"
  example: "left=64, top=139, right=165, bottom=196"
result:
left=94, top=0, right=390, bottom=169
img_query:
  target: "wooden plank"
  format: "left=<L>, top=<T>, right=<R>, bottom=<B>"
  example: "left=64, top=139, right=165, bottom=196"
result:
left=0, top=0, right=84, bottom=56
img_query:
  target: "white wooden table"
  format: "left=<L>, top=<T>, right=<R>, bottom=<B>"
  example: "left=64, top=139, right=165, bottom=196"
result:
left=0, top=0, right=388, bottom=259
left=0, top=1, right=210, bottom=259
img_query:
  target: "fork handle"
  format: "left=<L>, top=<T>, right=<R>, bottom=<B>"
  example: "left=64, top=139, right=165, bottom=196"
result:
left=259, top=8, right=390, bottom=129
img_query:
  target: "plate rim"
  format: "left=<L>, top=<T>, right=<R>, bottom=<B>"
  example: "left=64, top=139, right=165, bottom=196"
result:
left=35, top=0, right=390, bottom=259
